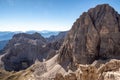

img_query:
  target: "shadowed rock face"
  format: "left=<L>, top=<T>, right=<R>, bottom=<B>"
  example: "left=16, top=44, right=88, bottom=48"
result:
left=1, top=32, right=67, bottom=71
left=46, top=31, right=67, bottom=43
left=46, top=31, right=67, bottom=60
left=58, top=4, right=120, bottom=68
left=1, top=33, right=47, bottom=71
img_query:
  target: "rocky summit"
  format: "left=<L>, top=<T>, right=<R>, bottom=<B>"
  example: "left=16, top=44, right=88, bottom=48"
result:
left=58, top=4, right=120, bottom=69
left=1, top=33, right=47, bottom=71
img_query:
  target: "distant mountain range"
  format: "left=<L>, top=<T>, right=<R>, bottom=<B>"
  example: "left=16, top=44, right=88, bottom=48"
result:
left=0, top=40, right=8, bottom=50
left=0, top=30, right=61, bottom=50
left=0, top=32, right=17, bottom=41
left=26, top=30, right=60, bottom=38
left=0, top=30, right=60, bottom=41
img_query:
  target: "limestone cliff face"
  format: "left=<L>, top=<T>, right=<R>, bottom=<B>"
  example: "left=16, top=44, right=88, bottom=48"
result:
left=1, top=32, right=67, bottom=71
left=58, top=4, right=120, bottom=68
left=1, top=33, right=47, bottom=71
left=46, top=31, right=67, bottom=43
left=46, top=31, right=67, bottom=60
left=54, top=59, right=120, bottom=80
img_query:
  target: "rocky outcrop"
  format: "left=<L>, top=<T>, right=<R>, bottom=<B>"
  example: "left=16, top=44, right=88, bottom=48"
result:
left=1, top=33, right=47, bottom=71
left=46, top=31, right=67, bottom=43
left=46, top=31, right=67, bottom=59
left=0, top=59, right=120, bottom=80
left=58, top=4, right=120, bottom=69
left=54, top=59, right=120, bottom=80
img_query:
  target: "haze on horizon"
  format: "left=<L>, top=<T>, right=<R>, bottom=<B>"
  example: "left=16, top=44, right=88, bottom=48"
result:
left=0, top=0, right=120, bottom=32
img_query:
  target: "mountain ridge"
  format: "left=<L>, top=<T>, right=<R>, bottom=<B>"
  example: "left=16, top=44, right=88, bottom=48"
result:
left=0, top=31, right=67, bottom=71
left=58, top=4, right=120, bottom=70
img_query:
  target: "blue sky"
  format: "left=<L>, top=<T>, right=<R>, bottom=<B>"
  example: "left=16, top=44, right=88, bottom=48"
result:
left=0, top=0, right=120, bottom=31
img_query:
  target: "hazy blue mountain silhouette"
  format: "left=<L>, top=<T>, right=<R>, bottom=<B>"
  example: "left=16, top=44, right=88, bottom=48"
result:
left=0, top=31, right=60, bottom=41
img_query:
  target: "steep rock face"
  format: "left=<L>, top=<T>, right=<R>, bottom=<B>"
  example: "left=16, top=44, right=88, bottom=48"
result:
left=46, top=31, right=67, bottom=59
left=1, top=31, right=67, bottom=71
left=46, top=31, right=67, bottom=43
left=58, top=4, right=120, bottom=68
left=1, top=33, right=48, bottom=71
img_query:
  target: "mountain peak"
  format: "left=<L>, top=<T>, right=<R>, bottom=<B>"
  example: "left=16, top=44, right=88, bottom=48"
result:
left=13, top=32, right=45, bottom=40
left=58, top=4, right=120, bottom=70
left=88, top=4, right=115, bottom=13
